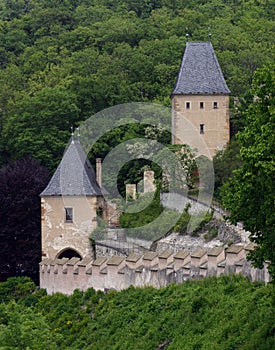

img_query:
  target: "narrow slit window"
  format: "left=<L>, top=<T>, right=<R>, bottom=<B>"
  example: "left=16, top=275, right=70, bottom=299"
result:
left=200, top=124, right=204, bottom=134
left=65, top=208, right=73, bottom=222
left=213, top=102, right=218, bottom=109
left=186, top=102, right=190, bottom=109
left=200, top=102, right=204, bottom=109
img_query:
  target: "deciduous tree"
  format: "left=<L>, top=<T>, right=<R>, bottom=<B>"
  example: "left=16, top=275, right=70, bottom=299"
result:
left=222, top=64, right=275, bottom=279
left=0, top=158, right=49, bottom=284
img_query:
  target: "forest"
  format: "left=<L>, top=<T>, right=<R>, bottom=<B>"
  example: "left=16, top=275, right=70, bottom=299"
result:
left=0, top=0, right=274, bottom=170
left=0, top=275, right=274, bottom=349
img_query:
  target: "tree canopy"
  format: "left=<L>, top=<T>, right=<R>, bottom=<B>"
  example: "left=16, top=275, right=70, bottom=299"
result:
left=0, top=158, right=49, bottom=284
left=221, top=64, right=275, bottom=279
left=0, top=0, right=274, bottom=171
left=0, top=275, right=274, bottom=349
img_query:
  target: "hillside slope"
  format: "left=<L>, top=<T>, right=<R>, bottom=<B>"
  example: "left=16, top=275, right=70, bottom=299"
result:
left=0, top=276, right=274, bottom=349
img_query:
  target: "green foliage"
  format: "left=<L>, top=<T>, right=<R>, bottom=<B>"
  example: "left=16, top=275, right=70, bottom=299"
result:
left=119, top=190, right=177, bottom=240
left=221, top=64, right=275, bottom=279
left=213, top=137, right=242, bottom=199
left=0, top=277, right=36, bottom=303
left=120, top=191, right=163, bottom=228
left=0, top=276, right=274, bottom=349
left=170, top=203, right=191, bottom=235
left=0, top=0, right=274, bottom=170
left=0, top=158, right=50, bottom=283
left=2, top=87, right=79, bottom=172
left=172, top=206, right=214, bottom=236
left=119, top=190, right=214, bottom=239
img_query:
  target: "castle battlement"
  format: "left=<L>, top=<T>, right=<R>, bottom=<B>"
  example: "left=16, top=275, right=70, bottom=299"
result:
left=40, top=243, right=270, bottom=295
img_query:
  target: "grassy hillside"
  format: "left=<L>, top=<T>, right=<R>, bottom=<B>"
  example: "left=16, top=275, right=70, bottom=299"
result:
left=0, top=276, right=274, bottom=349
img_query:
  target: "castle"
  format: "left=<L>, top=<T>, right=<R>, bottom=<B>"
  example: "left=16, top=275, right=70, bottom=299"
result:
left=40, top=42, right=270, bottom=294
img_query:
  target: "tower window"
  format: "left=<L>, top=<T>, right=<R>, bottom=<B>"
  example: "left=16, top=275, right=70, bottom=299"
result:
left=213, top=102, right=218, bottom=109
left=186, top=102, right=190, bottom=109
left=65, top=208, right=73, bottom=222
left=200, top=124, right=205, bottom=134
left=200, top=102, right=204, bottom=109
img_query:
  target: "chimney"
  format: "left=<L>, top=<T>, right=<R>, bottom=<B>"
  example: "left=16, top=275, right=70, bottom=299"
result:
left=96, top=158, right=102, bottom=187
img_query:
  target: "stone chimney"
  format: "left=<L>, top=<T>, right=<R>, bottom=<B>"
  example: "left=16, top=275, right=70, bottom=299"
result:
left=126, top=184, right=136, bottom=201
left=144, top=170, right=156, bottom=193
left=96, top=158, right=102, bottom=187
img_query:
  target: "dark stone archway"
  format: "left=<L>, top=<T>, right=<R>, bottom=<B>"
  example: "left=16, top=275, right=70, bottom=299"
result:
left=57, top=249, right=82, bottom=260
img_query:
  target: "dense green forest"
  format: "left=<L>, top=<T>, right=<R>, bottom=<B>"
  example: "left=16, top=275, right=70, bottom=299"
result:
left=0, top=0, right=274, bottom=170
left=0, top=276, right=274, bottom=349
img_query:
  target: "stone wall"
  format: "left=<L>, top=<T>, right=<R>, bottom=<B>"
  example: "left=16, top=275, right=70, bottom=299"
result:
left=40, top=243, right=270, bottom=295
left=161, top=192, right=212, bottom=215
left=172, top=94, right=230, bottom=158
left=160, top=192, right=228, bottom=219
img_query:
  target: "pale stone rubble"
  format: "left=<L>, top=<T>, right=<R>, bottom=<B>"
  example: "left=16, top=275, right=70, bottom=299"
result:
left=40, top=243, right=271, bottom=295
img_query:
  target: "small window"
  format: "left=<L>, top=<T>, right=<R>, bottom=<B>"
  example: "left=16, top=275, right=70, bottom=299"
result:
left=65, top=208, right=73, bottom=222
left=213, top=102, right=218, bottom=109
left=186, top=102, right=190, bottom=109
left=200, top=124, right=204, bottom=134
left=200, top=102, right=204, bottom=109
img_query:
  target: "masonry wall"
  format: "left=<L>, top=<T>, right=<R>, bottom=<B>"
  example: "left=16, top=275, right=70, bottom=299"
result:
left=41, top=196, right=98, bottom=259
left=172, top=94, right=230, bottom=158
left=40, top=244, right=271, bottom=295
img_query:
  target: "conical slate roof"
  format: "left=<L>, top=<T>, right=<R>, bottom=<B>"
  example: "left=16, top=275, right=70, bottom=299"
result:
left=172, top=42, right=230, bottom=95
left=41, top=138, right=102, bottom=196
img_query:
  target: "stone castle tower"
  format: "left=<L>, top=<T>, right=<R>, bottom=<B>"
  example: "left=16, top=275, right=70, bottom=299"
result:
left=40, top=137, right=107, bottom=261
left=172, top=42, right=230, bottom=158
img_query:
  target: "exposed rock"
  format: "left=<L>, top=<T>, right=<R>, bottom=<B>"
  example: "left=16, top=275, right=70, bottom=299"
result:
left=156, top=340, right=171, bottom=350
left=218, top=221, right=250, bottom=244
left=156, top=219, right=250, bottom=253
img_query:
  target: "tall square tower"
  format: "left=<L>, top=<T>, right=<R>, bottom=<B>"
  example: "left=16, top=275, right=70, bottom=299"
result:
left=172, top=42, right=230, bottom=158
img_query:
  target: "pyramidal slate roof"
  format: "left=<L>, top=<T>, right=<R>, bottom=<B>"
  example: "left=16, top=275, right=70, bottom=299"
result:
left=41, top=138, right=102, bottom=196
left=172, top=42, right=230, bottom=95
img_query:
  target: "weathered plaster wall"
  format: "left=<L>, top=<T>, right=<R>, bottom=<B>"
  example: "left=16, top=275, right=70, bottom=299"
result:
left=172, top=95, right=230, bottom=158
left=40, top=244, right=270, bottom=295
left=41, top=196, right=98, bottom=259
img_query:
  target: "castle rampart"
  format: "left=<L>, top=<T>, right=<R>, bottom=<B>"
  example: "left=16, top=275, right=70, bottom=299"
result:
left=40, top=243, right=270, bottom=295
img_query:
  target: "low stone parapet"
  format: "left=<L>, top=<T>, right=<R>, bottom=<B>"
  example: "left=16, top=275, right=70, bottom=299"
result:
left=40, top=244, right=271, bottom=295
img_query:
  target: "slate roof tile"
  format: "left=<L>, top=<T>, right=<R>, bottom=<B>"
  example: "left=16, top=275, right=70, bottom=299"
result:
left=41, top=138, right=103, bottom=196
left=172, top=42, right=230, bottom=95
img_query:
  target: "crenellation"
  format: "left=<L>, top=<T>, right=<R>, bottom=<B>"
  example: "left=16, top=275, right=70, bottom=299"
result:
left=125, top=254, right=143, bottom=274
left=208, top=247, right=225, bottom=273
left=143, top=251, right=158, bottom=268
left=40, top=245, right=271, bottom=295
left=158, top=249, right=173, bottom=270
left=174, top=250, right=190, bottom=271
left=67, top=257, right=81, bottom=266
left=182, top=262, right=191, bottom=276
left=191, top=249, right=207, bottom=267
left=199, top=264, right=208, bottom=278
left=226, top=245, right=246, bottom=266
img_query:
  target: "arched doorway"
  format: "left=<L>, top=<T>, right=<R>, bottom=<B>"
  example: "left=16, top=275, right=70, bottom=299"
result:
left=57, top=248, right=82, bottom=260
